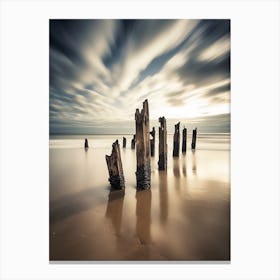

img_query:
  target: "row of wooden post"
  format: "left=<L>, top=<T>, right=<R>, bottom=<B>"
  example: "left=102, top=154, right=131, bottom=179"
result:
left=172, top=122, right=197, bottom=157
left=104, top=99, right=197, bottom=191
left=86, top=125, right=196, bottom=154
left=122, top=125, right=196, bottom=156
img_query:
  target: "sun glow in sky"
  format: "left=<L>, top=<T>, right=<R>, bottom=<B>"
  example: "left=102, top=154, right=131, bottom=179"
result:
left=50, top=19, right=230, bottom=134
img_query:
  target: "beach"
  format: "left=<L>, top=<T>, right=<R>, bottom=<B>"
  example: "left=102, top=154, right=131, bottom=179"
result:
left=49, top=133, right=230, bottom=261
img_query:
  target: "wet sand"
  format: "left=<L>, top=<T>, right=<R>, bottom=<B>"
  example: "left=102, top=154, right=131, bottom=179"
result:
left=49, top=134, right=230, bottom=261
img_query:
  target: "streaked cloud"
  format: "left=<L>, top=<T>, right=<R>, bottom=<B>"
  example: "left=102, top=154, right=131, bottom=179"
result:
left=50, top=19, right=230, bottom=134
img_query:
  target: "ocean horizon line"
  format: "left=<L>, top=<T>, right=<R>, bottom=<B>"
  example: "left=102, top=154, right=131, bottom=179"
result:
left=50, top=132, right=231, bottom=136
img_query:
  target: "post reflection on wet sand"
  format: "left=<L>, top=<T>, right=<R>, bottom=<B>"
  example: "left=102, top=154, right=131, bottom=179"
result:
left=182, top=154, right=187, bottom=177
left=50, top=133, right=230, bottom=261
left=158, top=170, right=168, bottom=225
left=173, top=158, right=181, bottom=178
left=192, top=150, right=197, bottom=175
left=173, top=158, right=181, bottom=193
left=105, top=189, right=125, bottom=236
left=136, top=189, right=152, bottom=245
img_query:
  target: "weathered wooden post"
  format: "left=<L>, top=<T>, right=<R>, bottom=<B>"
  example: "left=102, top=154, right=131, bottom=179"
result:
left=123, top=137, right=127, bottom=148
left=105, top=140, right=125, bottom=190
left=131, top=134, right=136, bottom=149
left=150, top=127, right=155, bottom=157
left=182, top=127, right=187, bottom=153
left=172, top=122, right=180, bottom=157
left=84, top=138, right=89, bottom=149
left=191, top=128, right=197, bottom=150
left=135, top=99, right=151, bottom=190
left=158, top=117, right=167, bottom=170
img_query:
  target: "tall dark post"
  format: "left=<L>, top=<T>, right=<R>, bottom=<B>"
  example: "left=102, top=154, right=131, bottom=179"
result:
left=105, top=140, right=125, bottom=190
left=123, top=137, right=127, bottom=148
left=84, top=138, right=89, bottom=149
left=150, top=127, right=155, bottom=157
left=131, top=134, right=136, bottom=149
left=182, top=127, right=187, bottom=153
left=158, top=117, right=167, bottom=170
left=191, top=128, right=197, bottom=150
left=172, top=122, right=180, bottom=157
left=135, top=99, right=151, bottom=190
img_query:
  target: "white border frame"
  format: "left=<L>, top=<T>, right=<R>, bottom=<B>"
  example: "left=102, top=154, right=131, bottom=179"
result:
left=1, top=0, right=279, bottom=279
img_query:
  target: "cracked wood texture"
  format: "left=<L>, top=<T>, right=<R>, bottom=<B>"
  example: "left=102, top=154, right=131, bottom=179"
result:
left=182, top=127, right=187, bottom=153
left=158, top=116, right=167, bottom=170
left=191, top=128, right=197, bottom=150
left=172, top=122, right=180, bottom=157
left=123, top=137, right=127, bottom=148
left=150, top=127, right=155, bottom=157
left=105, top=140, right=125, bottom=190
left=135, top=99, right=151, bottom=190
left=131, top=134, right=136, bottom=149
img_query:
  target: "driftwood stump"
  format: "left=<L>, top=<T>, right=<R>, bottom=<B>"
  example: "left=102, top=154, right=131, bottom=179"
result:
left=172, top=122, right=180, bottom=157
left=158, top=117, right=167, bottom=170
left=131, top=134, right=136, bottom=149
left=84, top=138, right=89, bottom=149
left=191, top=128, right=197, bottom=150
left=105, top=140, right=125, bottom=190
left=123, top=137, right=127, bottom=148
left=135, top=99, right=151, bottom=190
left=182, top=127, right=187, bottom=153
left=150, top=127, right=155, bottom=157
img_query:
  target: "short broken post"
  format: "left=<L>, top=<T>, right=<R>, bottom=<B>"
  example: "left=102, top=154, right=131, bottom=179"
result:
left=84, top=138, right=89, bottom=149
left=105, top=140, right=125, bottom=190
left=158, top=117, right=167, bottom=170
left=131, top=134, right=136, bottom=149
left=172, top=122, right=180, bottom=157
left=135, top=99, right=151, bottom=190
left=182, top=127, right=187, bottom=153
left=191, top=128, right=197, bottom=150
left=150, top=127, right=155, bottom=157
left=123, top=137, right=127, bottom=148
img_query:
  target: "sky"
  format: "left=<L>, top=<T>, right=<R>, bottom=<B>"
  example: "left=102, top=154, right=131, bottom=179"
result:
left=49, top=19, right=230, bottom=134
